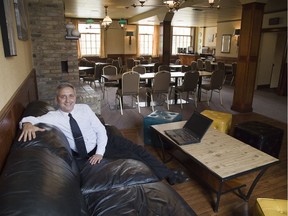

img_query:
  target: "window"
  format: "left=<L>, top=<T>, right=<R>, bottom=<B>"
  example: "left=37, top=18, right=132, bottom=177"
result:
left=172, top=27, right=193, bottom=55
left=138, top=25, right=154, bottom=55
left=78, top=23, right=101, bottom=56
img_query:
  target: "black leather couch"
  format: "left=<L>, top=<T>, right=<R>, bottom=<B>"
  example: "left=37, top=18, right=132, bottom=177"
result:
left=0, top=101, right=197, bottom=216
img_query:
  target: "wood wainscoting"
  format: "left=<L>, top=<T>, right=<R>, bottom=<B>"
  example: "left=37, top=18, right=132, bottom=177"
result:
left=0, top=69, right=38, bottom=172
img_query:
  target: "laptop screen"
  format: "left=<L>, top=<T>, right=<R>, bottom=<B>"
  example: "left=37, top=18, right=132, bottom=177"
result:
left=184, top=112, right=213, bottom=140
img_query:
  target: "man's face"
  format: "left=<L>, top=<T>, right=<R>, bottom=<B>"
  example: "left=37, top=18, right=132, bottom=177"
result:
left=56, top=87, right=76, bottom=113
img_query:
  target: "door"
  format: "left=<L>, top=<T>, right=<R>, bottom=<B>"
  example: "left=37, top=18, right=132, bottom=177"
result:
left=256, top=32, right=277, bottom=87
left=256, top=32, right=286, bottom=88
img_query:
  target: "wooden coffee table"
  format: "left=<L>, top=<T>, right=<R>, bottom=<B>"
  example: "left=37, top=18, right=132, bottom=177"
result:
left=151, top=121, right=279, bottom=212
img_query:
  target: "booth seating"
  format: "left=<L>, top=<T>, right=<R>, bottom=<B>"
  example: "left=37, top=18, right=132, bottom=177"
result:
left=233, top=121, right=283, bottom=158
left=201, top=110, right=232, bottom=134
left=144, top=110, right=182, bottom=146
left=254, top=198, right=287, bottom=216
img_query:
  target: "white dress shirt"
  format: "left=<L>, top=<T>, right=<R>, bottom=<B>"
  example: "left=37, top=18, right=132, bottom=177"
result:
left=19, top=104, right=108, bottom=156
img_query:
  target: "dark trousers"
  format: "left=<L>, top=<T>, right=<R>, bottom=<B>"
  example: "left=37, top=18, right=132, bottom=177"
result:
left=103, top=135, right=173, bottom=180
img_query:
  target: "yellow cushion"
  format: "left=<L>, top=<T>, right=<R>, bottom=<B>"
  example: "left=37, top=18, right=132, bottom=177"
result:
left=201, top=110, right=232, bottom=134
left=254, top=198, right=287, bottom=216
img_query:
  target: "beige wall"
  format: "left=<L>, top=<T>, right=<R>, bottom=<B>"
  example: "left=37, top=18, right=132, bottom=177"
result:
left=216, top=20, right=241, bottom=58
left=0, top=2, right=33, bottom=111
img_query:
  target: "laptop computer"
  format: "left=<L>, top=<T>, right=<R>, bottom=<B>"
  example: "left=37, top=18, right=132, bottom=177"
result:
left=164, top=111, right=213, bottom=145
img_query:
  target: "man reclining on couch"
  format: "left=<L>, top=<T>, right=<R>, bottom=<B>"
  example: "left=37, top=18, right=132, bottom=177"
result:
left=18, top=83, right=185, bottom=185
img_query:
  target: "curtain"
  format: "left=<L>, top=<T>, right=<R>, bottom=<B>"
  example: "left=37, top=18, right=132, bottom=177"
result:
left=100, top=28, right=105, bottom=58
left=152, top=25, right=160, bottom=57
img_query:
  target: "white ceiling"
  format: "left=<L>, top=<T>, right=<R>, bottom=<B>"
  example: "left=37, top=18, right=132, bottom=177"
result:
left=63, top=0, right=287, bottom=27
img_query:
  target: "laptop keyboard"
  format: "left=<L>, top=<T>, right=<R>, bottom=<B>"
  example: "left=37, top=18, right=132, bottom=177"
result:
left=174, top=129, right=198, bottom=143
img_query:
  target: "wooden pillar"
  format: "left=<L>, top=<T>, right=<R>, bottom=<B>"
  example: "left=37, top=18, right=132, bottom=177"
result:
left=231, top=1, right=267, bottom=112
left=162, top=12, right=174, bottom=65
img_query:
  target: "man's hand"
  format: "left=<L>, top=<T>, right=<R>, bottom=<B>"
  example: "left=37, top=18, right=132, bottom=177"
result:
left=89, top=154, right=103, bottom=165
left=18, top=122, right=46, bottom=142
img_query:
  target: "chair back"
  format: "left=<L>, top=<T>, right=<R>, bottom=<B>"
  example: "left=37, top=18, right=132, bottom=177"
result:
left=210, top=70, right=226, bottom=90
left=106, top=58, right=113, bottom=63
left=182, top=71, right=199, bottom=91
left=181, top=65, right=191, bottom=72
left=126, top=58, right=135, bottom=70
left=152, top=71, right=171, bottom=93
left=191, top=61, right=198, bottom=71
left=205, top=60, right=213, bottom=72
left=121, top=71, right=140, bottom=95
left=153, top=62, right=162, bottom=72
left=103, top=65, right=118, bottom=75
left=112, top=60, right=121, bottom=72
left=132, top=65, right=146, bottom=74
left=217, top=62, right=225, bottom=71
left=158, top=65, right=170, bottom=72
left=197, top=59, right=204, bottom=70
left=175, top=59, right=181, bottom=65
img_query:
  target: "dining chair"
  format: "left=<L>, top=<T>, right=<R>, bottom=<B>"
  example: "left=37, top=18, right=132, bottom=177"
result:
left=153, top=62, right=162, bottom=72
left=197, top=59, right=204, bottom=71
left=126, top=58, right=135, bottom=70
left=191, top=61, right=198, bottom=71
left=83, top=64, right=103, bottom=92
left=204, top=60, right=213, bottom=72
left=175, top=71, right=199, bottom=109
left=112, top=59, right=123, bottom=74
left=132, top=65, right=146, bottom=74
left=146, top=71, right=171, bottom=111
left=200, top=70, right=226, bottom=106
left=132, top=65, right=147, bottom=87
left=102, top=65, right=118, bottom=99
left=181, top=65, right=191, bottom=72
left=117, top=57, right=125, bottom=72
left=230, top=62, right=237, bottom=85
left=158, top=64, right=170, bottom=72
left=116, top=71, right=140, bottom=115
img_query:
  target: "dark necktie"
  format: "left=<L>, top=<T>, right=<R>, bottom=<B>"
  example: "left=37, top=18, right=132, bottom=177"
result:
left=68, top=113, right=87, bottom=158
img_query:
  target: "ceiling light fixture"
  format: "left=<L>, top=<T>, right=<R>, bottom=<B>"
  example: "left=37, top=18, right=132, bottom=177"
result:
left=208, top=0, right=215, bottom=7
left=138, top=0, right=147, bottom=6
left=163, top=0, right=186, bottom=12
left=118, top=18, right=127, bottom=29
left=102, top=6, right=112, bottom=30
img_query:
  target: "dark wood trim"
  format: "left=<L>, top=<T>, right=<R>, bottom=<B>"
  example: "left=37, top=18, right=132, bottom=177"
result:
left=0, top=69, right=38, bottom=171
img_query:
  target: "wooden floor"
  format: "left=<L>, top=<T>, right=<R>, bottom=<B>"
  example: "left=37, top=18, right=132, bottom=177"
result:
left=94, top=82, right=287, bottom=216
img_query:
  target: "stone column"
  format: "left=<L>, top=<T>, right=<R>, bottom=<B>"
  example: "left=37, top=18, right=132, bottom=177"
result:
left=231, top=0, right=268, bottom=112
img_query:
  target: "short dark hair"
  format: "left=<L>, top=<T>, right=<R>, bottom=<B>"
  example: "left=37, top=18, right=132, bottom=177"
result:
left=56, top=83, right=76, bottom=96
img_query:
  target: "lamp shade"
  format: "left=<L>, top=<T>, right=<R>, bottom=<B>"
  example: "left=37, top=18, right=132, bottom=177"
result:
left=119, top=19, right=127, bottom=28
left=126, top=31, right=134, bottom=36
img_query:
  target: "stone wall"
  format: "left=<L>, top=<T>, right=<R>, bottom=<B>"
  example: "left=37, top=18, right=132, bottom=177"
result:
left=27, top=0, right=101, bottom=114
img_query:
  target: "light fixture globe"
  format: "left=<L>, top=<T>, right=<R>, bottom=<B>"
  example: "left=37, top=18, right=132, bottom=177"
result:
left=102, top=6, right=112, bottom=30
left=163, top=0, right=185, bottom=12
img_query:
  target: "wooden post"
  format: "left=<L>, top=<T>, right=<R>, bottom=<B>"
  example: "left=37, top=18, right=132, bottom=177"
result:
left=231, top=1, right=267, bottom=112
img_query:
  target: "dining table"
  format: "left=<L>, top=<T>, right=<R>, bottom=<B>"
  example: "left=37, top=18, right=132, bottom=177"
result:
left=79, top=66, right=94, bottom=78
left=102, top=71, right=212, bottom=106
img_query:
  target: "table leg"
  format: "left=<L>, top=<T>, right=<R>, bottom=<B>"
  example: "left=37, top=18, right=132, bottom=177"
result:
left=198, top=76, right=203, bottom=102
left=214, top=182, right=223, bottom=213
left=173, top=77, right=179, bottom=104
left=157, top=134, right=173, bottom=163
left=236, top=167, right=268, bottom=201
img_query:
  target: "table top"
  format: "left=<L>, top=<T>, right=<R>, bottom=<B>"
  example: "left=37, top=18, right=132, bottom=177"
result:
left=102, top=71, right=212, bottom=81
left=79, top=66, right=94, bottom=71
left=152, top=121, right=279, bottom=179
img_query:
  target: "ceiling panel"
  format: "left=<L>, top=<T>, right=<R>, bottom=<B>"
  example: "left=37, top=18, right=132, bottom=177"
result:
left=63, top=0, right=286, bottom=27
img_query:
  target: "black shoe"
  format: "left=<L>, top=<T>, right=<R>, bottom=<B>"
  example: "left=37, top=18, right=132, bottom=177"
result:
left=167, top=170, right=189, bottom=185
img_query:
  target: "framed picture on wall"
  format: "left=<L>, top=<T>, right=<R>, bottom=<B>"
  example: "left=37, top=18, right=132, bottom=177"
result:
left=14, top=0, right=29, bottom=40
left=221, top=34, right=231, bottom=53
left=0, top=0, right=17, bottom=57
